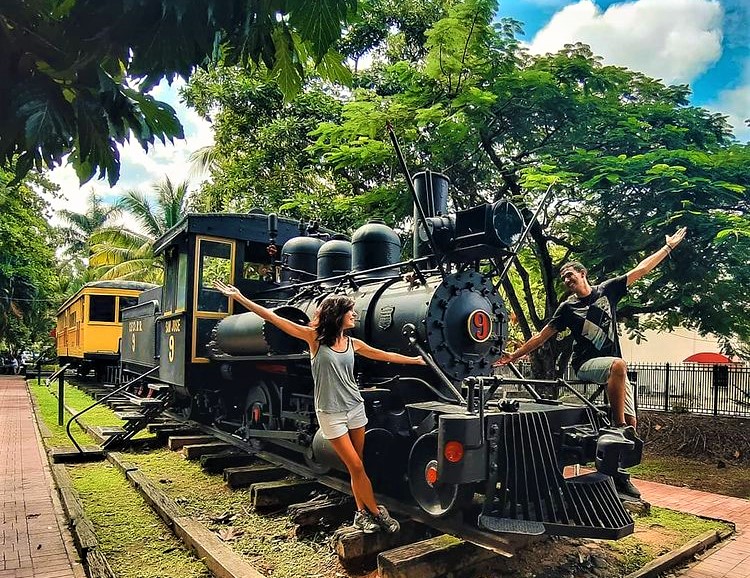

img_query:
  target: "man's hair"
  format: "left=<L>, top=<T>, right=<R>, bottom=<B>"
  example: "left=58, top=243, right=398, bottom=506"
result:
left=312, top=295, right=356, bottom=346
left=560, top=261, right=587, bottom=276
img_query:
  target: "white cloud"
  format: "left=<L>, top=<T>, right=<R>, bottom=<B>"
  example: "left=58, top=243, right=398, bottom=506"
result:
left=706, top=59, right=750, bottom=142
left=528, top=0, right=724, bottom=84
left=47, top=78, right=214, bottom=230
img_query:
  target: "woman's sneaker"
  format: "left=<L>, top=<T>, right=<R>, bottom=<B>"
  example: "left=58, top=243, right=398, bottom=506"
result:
left=373, top=505, right=400, bottom=533
left=353, top=509, right=381, bottom=533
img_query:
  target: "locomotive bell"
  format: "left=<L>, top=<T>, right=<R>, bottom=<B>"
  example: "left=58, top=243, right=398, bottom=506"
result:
left=351, top=220, right=401, bottom=278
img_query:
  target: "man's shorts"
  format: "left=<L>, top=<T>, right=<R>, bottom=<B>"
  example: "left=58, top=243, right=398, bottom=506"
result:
left=576, top=357, right=636, bottom=419
left=316, top=403, right=368, bottom=440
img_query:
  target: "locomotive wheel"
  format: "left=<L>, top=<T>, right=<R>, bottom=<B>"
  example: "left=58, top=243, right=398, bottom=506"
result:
left=408, top=432, right=475, bottom=518
left=244, top=382, right=278, bottom=431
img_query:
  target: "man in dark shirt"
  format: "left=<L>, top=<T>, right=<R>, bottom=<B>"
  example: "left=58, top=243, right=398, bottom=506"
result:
left=497, top=226, right=686, bottom=497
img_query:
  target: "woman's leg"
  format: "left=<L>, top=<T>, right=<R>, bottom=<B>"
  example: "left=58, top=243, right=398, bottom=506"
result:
left=328, top=431, right=378, bottom=515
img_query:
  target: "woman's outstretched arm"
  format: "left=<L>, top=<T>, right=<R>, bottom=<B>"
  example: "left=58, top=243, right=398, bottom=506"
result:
left=213, top=280, right=315, bottom=345
left=351, top=338, right=426, bottom=365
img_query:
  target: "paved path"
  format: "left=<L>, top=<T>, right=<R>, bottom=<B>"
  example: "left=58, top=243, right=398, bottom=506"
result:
left=640, top=477, right=750, bottom=577
left=0, top=375, right=85, bottom=578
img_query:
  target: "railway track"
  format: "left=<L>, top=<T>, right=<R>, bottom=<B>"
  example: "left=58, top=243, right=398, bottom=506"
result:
left=61, top=379, right=533, bottom=578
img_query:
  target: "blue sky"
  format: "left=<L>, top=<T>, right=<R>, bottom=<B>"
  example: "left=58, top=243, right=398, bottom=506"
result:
left=502, top=0, right=748, bottom=138
left=49, top=0, right=748, bottom=221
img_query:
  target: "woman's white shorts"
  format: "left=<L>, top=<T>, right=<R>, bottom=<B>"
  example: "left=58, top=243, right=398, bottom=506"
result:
left=316, top=403, right=368, bottom=440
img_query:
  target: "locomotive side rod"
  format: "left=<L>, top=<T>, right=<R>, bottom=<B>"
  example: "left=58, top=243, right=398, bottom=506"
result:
left=385, top=121, right=447, bottom=280
left=403, top=323, right=466, bottom=405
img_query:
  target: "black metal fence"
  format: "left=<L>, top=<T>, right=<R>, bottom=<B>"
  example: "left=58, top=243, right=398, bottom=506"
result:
left=513, top=362, right=750, bottom=418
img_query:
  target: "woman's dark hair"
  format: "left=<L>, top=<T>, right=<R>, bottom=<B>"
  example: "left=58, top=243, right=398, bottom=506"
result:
left=313, top=295, right=356, bottom=346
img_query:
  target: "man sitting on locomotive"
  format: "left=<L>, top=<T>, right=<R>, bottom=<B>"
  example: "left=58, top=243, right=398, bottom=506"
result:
left=497, top=226, right=687, bottom=498
left=214, top=280, right=426, bottom=534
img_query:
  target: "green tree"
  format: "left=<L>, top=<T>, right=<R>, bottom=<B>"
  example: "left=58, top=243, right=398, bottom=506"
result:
left=89, top=177, right=192, bottom=282
left=308, top=0, right=750, bottom=373
left=57, top=191, right=122, bottom=260
left=1, top=0, right=357, bottom=185
left=0, top=167, right=59, bottom=353
left=181, top=0, right=750, bottom=373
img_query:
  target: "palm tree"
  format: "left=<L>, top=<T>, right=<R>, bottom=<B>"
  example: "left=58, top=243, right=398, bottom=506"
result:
left=57, top=190, right=122, bottom=257
left=89, top=177, right=192, bottom=283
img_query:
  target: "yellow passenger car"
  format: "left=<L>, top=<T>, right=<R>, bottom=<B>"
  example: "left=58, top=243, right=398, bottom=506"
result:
left=56, top=280, right=157, bottom=378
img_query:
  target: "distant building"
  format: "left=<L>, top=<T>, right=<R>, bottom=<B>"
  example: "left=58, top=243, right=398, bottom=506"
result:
left=620, top=326, right=740, bottom=364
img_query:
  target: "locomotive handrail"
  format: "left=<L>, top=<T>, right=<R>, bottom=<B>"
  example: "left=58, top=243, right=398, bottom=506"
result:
left=65, top=366, right=159, bottom=453
left=497, top=182, right=556, bottom=284
left=402, top=323, right=466, bottom=405
left=251, top=256, right=437, bottom=295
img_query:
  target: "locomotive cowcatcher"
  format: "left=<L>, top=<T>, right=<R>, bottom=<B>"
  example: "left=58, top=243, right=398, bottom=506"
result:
left=120, top=171, right=643, bottom=540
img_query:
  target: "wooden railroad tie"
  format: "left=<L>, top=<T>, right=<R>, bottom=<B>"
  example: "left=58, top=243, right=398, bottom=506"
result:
left=249, top=479, right=324, bottom=509
left=287, top=495, right=356, bottom=527
left=223, top=465, right=287, bottom=488
left=333, top=519, right=430, bottom=561
left=182, top=442, right=233, bottom=460
left=377, top=534, right=499, bottom=578
left=199, top=449, right=256, bottom=474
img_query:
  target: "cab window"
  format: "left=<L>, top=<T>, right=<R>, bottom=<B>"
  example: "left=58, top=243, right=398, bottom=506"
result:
left=164, top=247, right=188, bottom=313
left=118, top=297, right=139, bottom=322
left=197, top=239, right=232, bottom=312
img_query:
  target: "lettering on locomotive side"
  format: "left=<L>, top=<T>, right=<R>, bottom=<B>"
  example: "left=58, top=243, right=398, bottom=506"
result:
left=164, top=319, right=182, bottom=334
left=128, top=320, right=143, bottom=333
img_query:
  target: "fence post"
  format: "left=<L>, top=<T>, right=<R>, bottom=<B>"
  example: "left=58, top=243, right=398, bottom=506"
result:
left=713, top=365, right=719, bottom=416
left=664, top=362, right=670, bottom=412
left=58, top=371, right=65, bottom=426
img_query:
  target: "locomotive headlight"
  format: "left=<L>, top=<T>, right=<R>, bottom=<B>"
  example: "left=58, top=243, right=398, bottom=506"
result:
left=490, top=200, right=524, bottom=249
left=444, top=440, right=465, bottom=463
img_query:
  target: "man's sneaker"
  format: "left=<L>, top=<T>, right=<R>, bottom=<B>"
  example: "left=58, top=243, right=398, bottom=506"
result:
left=353, top=509, right=381, bottom=533
left=614, top=475, right=641, bottom=500
left=373, top=505, right=400, bottom=534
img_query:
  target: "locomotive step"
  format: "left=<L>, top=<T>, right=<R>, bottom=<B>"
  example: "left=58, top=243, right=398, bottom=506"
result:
left=114, top=411, right=146, bottom=420
left=93, top=426, right=126, bottom=437
left=477, top=515, right=546, bottom=535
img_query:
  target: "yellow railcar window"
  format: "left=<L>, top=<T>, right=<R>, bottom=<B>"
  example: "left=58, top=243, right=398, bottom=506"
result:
left=89, top=295, right=116, bottom=322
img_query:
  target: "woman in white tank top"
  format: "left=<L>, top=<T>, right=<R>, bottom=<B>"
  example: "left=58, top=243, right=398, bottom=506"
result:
left=214, top=281, right=426, bottom=533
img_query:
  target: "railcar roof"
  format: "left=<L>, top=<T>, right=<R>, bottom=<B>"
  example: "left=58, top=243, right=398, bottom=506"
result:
left=57, top=280, right=158, bottom=314
left=153, top=212, right=339, bottom=255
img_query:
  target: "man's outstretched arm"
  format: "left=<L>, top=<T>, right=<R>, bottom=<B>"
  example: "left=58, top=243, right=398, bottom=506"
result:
left=497, top=324, right=559, bottom=365
left=626, top=226, right=687, bottom=286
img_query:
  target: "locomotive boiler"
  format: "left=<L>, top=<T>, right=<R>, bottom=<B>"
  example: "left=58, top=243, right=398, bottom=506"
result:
left=120, top=170, right=642, bottom=540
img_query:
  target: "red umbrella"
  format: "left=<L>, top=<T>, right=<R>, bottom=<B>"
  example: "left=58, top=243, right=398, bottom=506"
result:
left=683, top=352, right=733, bottom=364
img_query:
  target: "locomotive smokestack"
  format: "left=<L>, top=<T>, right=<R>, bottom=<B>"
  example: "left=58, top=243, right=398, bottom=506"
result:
left=412, top=171, right=450, bottom=259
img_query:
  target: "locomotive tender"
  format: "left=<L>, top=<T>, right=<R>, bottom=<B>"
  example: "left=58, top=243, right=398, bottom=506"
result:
left=120, top=171, right=642, bottom=539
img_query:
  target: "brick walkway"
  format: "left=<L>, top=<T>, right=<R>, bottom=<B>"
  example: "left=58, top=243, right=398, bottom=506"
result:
left=639, top=477, right=750, bottom=578
left=0, top=375, right=84, bottom=578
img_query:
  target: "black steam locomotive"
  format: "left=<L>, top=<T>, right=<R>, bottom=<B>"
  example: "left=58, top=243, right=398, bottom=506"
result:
left=120, top=171, right=642, bottom=540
